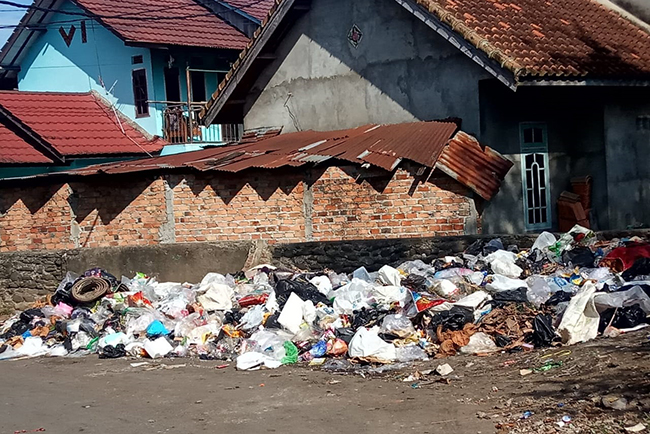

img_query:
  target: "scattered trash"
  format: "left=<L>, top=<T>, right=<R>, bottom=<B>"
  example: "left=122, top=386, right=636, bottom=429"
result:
left=435, top=363, right=454, bottom=376
left=601, top=396, right=628, bottom=411
left=1, top=225, right=649, bottom=380
left=625, top=423, right=647, bottom=432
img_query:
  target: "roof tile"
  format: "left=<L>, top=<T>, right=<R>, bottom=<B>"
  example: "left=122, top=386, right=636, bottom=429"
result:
left=0, top=91, right=165, bottom=158
left=74, top=0, right=250, bottom=49
left=417, top=0, right=650, bottom=79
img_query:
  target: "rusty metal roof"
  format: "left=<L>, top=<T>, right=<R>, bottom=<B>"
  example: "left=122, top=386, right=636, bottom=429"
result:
left=436, top=131, right=514, bottom=200
left=13, top=121, right=513, bottom=200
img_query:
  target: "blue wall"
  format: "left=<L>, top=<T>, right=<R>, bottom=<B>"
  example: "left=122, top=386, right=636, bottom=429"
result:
left=17, top=1, right=161, bottom=135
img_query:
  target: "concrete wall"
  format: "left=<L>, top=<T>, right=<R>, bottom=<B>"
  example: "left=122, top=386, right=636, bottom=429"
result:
left=478, top=82, right=610, bottom=233
left=17, top=1, right=161, bottom=135
left=242, top=0, right=490, bottom=136
left=609, top=0, right=650, bottom=24
left=604, top=89, right=650, bottom=229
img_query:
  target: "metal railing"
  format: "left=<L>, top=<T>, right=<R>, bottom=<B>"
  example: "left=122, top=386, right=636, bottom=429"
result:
left=162, top=104, right=243, bottom=144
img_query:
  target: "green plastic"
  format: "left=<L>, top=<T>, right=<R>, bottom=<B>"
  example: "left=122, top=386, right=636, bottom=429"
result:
left=281, top=341, right=298, bottom=365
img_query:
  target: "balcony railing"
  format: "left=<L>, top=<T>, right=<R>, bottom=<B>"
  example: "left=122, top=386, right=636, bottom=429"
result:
left=162, top=104, right=243, bottom=144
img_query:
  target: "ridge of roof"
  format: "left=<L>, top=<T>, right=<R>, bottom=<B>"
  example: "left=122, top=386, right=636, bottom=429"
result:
left=200, top=0, right=288, bottom=125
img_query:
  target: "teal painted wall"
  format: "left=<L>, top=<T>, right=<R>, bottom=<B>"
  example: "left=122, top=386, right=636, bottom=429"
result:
left=17, top=1, right=161, bottom=135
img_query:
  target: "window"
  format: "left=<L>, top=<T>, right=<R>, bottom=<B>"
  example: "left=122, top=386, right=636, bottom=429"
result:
left=520, top=123, right=551, bottom=230
left=190, top=70, right=206, bottom=103
left=164, top=67, right=181, bottom=102
left=131, top=69, right=149, bottom=118
left=131, top=55, right=143, bottom=65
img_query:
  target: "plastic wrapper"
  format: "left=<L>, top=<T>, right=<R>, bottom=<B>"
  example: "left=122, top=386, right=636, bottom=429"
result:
left=395, top=345, right=428, bottom=362
left=459, top=332, right=497, bottom=354
left=380, top=314, right=417, bottom=338
left=557, top=282, right=599, bottom=345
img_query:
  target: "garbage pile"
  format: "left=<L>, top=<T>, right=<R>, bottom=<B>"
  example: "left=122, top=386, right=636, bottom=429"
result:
left=2, top=225, right=650, bottom=371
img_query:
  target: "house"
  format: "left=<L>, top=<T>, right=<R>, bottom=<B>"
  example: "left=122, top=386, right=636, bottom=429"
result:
left=0, top=119, right=512, bottom=251
left=0, top=90, right=164, bottom=178
left=200, top=0, right=650, bottom=234
left=0, top=0, right=275, bottom=152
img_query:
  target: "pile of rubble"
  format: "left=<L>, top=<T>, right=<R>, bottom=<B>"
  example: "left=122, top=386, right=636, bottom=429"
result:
left=1, top=225, right=650, bottom=370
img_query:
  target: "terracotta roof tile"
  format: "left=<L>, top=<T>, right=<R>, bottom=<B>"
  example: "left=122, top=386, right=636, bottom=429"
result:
left=416, top=0, right=650, bottom=79
left=0, top=126, right=52, bottom=164
left=74, top=0, right=250, bottom=49
left=221, top=0, right=277, bottom=21
left=0, top=91, right=165, bottom=157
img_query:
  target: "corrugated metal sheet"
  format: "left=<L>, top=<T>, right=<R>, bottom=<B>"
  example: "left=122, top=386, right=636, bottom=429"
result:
left=11, top=121, right=513, bottom=200
left=436, top=131, right=514, bottom=200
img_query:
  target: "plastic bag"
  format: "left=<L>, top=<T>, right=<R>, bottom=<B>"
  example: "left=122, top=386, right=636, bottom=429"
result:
left=562, top=247, right=595, bottom=268
left=331, top=279, right=373, bottom=314
left=455, top=291, right=491, bottom=310
left=459, top=332, right=497, bottom=354
left=431, top=279, right=459, bottom=299
left=353, top=267, right=374, bottom=283
left=395, top=345, right=428, bottom=362
left=236, top=352, right=282, bottom=370
left=281, top=341, right=298, bottom=364
left=378, top=265, right=402, bottom=287
left=348, top=327, right=397, bottom=361
left=371, top=285, right=409, bottom=307
left=278, top=292, right=306, bottom=334
left=532, top=314, right=555, bottom=347
left=380, top=314, right=416, bottom=338
left=239, top=304, right=266, bottom=331
left=146, top=320, right=170, bottom=337
left=557, top=282, right=599, bottom=345
left=486, top=275, right=527, bottom=292
left=197, top=283, right=234, bottom=311
left=492, top=287, right=528, bottom=303
left=526, top=276, right=552, bottom=307
left=485, top=250, right=523, bottom=278
left=309, top=275, right=333, bottom=296
left=593, top=286, right=650, bottom=313
left=532, top=231, right=557, bottom=251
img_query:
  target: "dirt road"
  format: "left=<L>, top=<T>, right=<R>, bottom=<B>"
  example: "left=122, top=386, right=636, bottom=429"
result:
left=1, top=332, right=648, bottom=434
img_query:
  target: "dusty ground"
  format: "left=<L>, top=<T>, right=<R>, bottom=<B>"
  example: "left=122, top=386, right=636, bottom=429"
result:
left=1, top=332, right=649, bottom=434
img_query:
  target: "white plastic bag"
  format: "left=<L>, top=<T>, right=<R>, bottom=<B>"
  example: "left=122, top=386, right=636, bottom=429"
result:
left=532, top=231, right=557, bottom=251
left=557, top=282, right=599, bottom=345
left=239, top=305, right=266, bottom=331
left=455, top=291, right=491, bottom=310
left=486, top=275, right=527, bottom=292
left=378, top=265, right=402, bottom=287
left=593, top=286, right=650, bottom=313
left=526, top=276, right=552, bottom=307
left=309, top=275, right=333, bottom=296
left=485, top=250, right=523, bottom=278
left=278, top=292, right=305, bottom=334
left=460, top=332, right=497, bottom=354
left=348, top=327, right=397, bottom=361
left=371, top=285, right=409, bottom=306
left=331, top=278, right=373, bottom=314
left=197, top=283, right=234, bottom=311
left=236, top=352, right=282, bottom=370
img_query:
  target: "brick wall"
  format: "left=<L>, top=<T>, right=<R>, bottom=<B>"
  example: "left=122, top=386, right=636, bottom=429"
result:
left=0, top=165, right=477, bottom=252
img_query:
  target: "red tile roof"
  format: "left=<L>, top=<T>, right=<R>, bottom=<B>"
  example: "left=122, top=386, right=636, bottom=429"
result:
left=415, top=0, right=650, bottom=79
left=27, top=121, right=513, bottom=200
left=222, top=0, right=277, bottom=21
left=0, top=125, right=53, bottom=164
left=73, top=0, right=250, bottom=49
left=0, top=91, right=165, bottom=159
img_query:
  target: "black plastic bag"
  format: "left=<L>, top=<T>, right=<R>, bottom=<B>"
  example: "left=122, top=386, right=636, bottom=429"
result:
left=465, top=239, right=485, bottom=256
left=224, top=310, right=244, bottom=325
left=99, top=344, right=126, bottom=359
left=421, top=306, right=474, bottom=332
left=545, top=291, right=573, bottom=306
left=495, top=334, right=512, bottom=347
left=275, top=277, right=330, bottom=309
left=19, top=308, right=45, bottom=324
left=335, top=327, right=356, bottom=344
left=492, top=287, right=528, bottom=304
left=598, top=304, right=648, bottom=332
left=532, top=314, right=555, bottom=347
left=402, top=274, right=428, bottom=292
left=351, top=307, right=384, bottom=329
left=562, top=247, right=595, bottom=268
left=0, top=320, right=29, bottom=339
left=483, top=238, right=504, bottom=255
left=622, top=258, right=650, bottom=281
left=264, top=312, right=281, bottom=329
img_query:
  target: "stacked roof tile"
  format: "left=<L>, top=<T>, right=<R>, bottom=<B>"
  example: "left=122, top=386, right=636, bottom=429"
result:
left=222, top=0, right=277, bottom=21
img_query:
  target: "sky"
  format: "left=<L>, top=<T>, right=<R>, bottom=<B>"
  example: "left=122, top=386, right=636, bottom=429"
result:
left=0, top=0, right=32, bottom=46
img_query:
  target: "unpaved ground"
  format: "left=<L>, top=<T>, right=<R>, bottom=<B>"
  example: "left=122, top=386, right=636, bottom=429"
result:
left=1, top=333, right=649, bottom=434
